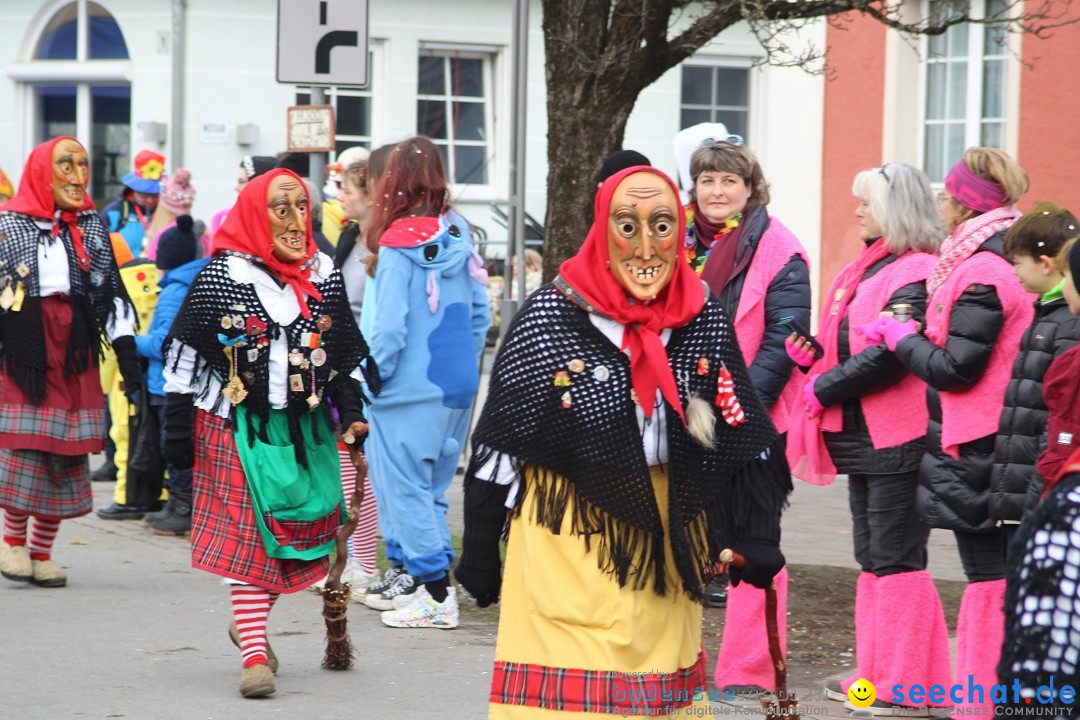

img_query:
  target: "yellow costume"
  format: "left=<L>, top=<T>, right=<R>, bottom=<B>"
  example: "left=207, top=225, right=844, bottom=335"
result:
left=103, top=259, right=161, bottom=507
left=490, top=468, right=710, bottom=719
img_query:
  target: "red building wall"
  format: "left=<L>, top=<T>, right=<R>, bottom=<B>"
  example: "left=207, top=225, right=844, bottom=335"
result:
left=819, top=14, right=888, bottom=299
left=1018, top=24, right=1080, bottom=214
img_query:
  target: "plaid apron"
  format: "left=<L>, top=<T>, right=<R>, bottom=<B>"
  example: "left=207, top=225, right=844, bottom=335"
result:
left=189, top=410, right=333, bottom=593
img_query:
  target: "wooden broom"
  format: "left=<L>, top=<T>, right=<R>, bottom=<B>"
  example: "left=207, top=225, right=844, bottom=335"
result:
left=720, top=548, right=798, bottom=720
left=322, top=463, right=364, bottom=670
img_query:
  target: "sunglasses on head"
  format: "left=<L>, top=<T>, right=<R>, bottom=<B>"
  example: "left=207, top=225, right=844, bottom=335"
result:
left=878, top=163, right=890, bottom=182
left=699, top=134, right=745, bottom=148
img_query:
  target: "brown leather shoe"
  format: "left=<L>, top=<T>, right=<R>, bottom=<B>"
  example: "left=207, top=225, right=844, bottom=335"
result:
left=229, top=622, right=279, bottom=674
left=239, top=663, right=275, bottom=698
left=29, top=559, right=67, bottom=588
left=0, top=542, right=32, bottom=582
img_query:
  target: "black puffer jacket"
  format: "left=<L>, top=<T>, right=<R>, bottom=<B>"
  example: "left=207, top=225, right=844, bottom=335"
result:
left=989, top=296, right=1080, bottom=523
left=893, top=233, right=1010, bottom=532
left=704, top=205, right=811, bottom=409
left=813, top=252, right=928, bottom=474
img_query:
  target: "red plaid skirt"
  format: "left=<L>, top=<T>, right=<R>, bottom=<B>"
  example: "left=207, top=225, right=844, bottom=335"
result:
left=190, top=410, right=332, bottom=593
left=0, top=449, right=91, bottom=518
left=490, top=649, right=708, bottom=714
left=0, top=296, right=105, bottom=455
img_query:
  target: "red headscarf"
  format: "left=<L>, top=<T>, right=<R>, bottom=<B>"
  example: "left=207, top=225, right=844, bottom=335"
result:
left=212, top=168, right=323, bottom=318
left=558, top=166, right=705, bottom=424
left=5, top=135, right=94, bottom=272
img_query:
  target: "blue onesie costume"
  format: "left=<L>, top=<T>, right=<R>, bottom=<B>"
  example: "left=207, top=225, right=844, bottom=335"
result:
left=366, top=210, right=490, bottom=582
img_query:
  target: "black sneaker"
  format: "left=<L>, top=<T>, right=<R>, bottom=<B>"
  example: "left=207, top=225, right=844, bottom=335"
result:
left=143, top=496, right=175, bottom=526
left=705, top=576, right=728, bottom=608
left=363, top=567, right=404, bottom=603
left=365, top=572, right=416, bottom=611
left=91, top=460, right=117, bottom=483
left=97, top=502, right=151, bottom=520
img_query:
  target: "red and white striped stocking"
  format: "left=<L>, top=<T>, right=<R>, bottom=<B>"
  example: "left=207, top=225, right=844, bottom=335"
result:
left=27, top=517, right=61, bottom=561
left=338, top=448, right=379, bottom=575
left=3, top=510, right=29, bottom=546
left=230, top=585, right=280, bottom=668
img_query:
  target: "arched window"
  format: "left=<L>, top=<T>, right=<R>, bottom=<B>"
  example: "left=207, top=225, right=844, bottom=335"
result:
left=35, top=2, right=130, bottom=60
left=10, top=1, right=133, bottom=207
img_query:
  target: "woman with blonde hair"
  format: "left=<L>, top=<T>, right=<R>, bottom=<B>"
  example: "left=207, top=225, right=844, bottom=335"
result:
left=787, top=163, right=953, bottom=712
left=862, top=147, right=1034, bottom=714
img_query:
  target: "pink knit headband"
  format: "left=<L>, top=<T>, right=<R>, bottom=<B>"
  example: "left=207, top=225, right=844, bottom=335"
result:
left=944, top=160, right=1008, bottom=213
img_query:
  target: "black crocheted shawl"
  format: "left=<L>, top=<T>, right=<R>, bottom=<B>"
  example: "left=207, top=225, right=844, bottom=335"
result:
left=467, top=282, right=791, bottom=600
left=0, top=210, right=131, bottom=404
left=998, top=471, right=1080, bottom=712
left=166, top=252, right=376, bottom=465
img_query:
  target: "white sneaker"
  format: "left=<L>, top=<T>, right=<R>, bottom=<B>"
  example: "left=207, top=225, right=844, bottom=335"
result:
left=381, top=587, right=459, bottom=629
left=364, top=571, right=417, bottom=611
left=362, top=566, right=404, bottom=605
left=343, top=562, right=381, bottom=603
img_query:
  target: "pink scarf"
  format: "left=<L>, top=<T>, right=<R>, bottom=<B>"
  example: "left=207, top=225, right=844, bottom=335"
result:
left=786, top=239, right=892, bottom=485
left=926, top=206, right=1021, bottom=299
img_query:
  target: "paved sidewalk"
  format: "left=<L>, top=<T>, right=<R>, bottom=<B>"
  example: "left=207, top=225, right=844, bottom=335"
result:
left=2, top=351, right=967, bottom=717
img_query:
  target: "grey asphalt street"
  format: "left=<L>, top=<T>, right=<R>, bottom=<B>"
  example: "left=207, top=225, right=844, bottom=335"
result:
left=1, top=464, right=965, bottom=719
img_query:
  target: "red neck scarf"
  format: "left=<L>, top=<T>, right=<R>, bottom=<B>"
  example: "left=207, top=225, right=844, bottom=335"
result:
left=5, top=135, right=94, bottom=272
left=558, top=166, right=705, bottom=424
left=212, top=168, right=322, bottom=318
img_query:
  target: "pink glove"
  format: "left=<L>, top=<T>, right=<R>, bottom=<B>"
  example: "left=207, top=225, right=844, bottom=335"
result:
left=804, top=373, right=825, bottom=418
left=855, top=318, right=887, bottom=345
left=785, top=336, right=817, bottom=368
left=877, top=316, right=918, bottom=351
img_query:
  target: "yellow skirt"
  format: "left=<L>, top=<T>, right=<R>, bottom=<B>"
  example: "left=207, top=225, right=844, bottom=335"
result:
left=488, top=466, right=711, bottom=719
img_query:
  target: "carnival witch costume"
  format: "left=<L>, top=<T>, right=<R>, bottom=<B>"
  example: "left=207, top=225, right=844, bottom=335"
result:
left=0, top=136, right=138, bottom=589
left=162, top=168, right=376, bottom=698
left=455, top=167, right=791, bottom=719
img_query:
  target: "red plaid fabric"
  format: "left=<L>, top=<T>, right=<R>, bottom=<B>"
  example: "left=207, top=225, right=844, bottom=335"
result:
left=0, top=297, right=105, bottom=455
left=490, top=648, right=707, bottom=714
left=0, top=449, right=91, bottom=518
left=190, top=410, right=332, bottom=594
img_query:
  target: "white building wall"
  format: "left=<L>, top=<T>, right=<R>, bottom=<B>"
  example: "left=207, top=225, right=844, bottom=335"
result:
left=0, top=0, right=822, bottom=265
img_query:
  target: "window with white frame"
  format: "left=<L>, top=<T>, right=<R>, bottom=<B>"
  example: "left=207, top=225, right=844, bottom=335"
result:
left=417, top=51, right=493, bottom=185
left=923, top=0, right=1009, bottom=182
left=680, top=62, right=751, bottom=142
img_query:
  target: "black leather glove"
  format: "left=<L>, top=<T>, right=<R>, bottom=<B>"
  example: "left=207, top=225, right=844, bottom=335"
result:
left=328, top=376, right=368, bottom=450
left=162, top=392, right=195, bottom=470
left=729, top=539, right=785, bottom=590
left=454, top=479, right=509, bottom=608
left=112, top=335, right=143, bottom=398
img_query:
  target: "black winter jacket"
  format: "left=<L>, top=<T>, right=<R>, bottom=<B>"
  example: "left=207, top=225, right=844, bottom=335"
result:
left=813, top=251, right=928, bottom=474
left=699, top=205, right=811, bottom=410
left=989, top=295, right=1080, bottom=523
left=893, top=232, right=1011, bottom=532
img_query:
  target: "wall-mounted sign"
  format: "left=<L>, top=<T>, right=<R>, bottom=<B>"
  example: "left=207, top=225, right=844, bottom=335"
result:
left=277, top=0, right=369, bottom=87
left=199, top=120, right=228, bottom=144
left=286, top=105, right=335, bottom=152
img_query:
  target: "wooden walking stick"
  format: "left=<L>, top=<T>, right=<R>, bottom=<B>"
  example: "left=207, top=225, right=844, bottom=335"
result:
left=720, top=549, right=798, bottom=720
left=322, top=474, right=364, bottom=670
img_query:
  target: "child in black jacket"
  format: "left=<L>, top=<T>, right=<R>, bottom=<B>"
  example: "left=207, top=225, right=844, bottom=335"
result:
left=989, top=203, right=1080, bottom=538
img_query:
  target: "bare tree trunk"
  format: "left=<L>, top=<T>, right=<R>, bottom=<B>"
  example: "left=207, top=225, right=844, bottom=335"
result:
left=541, top=95, right=635, bottom=281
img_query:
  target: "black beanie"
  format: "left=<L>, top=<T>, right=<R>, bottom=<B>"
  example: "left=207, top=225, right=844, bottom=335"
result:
left=241, top=156, right=277, bottom=181
left=595, top=149, right=652, bottom=185
left=275, top=153, right=310, bottom=178
left=156, top=214, right=198, bottom=271
left=1070, top=236, right=1080, bottom=285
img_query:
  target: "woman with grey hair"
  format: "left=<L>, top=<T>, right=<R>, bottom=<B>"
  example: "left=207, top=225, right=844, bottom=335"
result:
left=786, top=163, right=953, bottom=712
